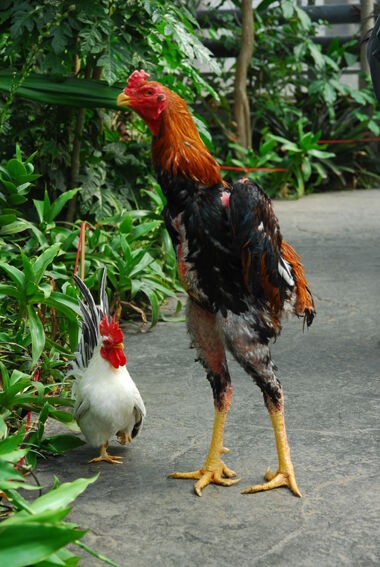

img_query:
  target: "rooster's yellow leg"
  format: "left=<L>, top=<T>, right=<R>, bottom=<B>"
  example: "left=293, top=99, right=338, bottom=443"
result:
left=168, top=409, right=240, bottom=496
left=242, top=409, right=301, bottom=496
left=89, top=443, right=123, bottom=464
left=116, top=431, right=132, bottom=445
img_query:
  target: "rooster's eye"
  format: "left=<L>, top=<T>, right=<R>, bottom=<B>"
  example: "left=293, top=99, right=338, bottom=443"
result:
left=144, top=90, right=153, bottom=96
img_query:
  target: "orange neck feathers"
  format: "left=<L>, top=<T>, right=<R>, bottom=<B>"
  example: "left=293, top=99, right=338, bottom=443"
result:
left=152, top=90, right=224, bottom=187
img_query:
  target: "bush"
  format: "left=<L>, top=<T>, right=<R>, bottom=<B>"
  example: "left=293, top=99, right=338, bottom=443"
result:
left=202, top=0, right=380, bottom=195
left=0, top=146, right=180, bottom=565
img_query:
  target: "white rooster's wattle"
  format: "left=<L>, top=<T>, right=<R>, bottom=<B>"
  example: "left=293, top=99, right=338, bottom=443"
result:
left=68, top=269, right=146, bottom=464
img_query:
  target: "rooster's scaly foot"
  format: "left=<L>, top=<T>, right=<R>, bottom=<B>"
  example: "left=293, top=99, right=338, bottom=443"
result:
left=89, top=444, right=123, bottom=465
left=169, top=409, right=238, bottom=495
left=168, top=460, right=240, bottom=496
left=242, top=467, right=301, bottom=497
left=89, top=454, right=123, bottom=464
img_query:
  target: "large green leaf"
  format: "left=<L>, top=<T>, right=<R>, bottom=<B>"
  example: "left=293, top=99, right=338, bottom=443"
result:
left=28, top=476, right=98, bottom=515
left=0, top=523, right=86, bottom=567
left=0, top=71, right=122, bottom=109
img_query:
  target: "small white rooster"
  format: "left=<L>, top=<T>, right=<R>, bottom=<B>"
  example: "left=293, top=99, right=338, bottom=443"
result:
left=68, top=269, right=146, bottom=464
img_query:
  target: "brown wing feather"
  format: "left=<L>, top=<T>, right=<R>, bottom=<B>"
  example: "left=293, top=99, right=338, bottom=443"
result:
left=281, top=240, right=315, bottom=326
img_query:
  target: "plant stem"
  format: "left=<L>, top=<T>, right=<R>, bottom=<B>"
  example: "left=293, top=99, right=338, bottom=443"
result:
left=75, top=540, right=123, bottom=567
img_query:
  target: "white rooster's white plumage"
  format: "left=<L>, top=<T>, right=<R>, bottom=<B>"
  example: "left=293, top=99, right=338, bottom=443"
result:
left=68, top=269, right=146, bottom=463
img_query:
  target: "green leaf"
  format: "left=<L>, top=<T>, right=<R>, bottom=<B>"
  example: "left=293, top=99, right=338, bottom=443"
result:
left=8, top=507, right=72, bottom=525
left=28, top=476, right=98, bottom=515
left=312, top=161, right=327, bottom=178
left=40, top=435, right=85, bottom=455
left=0, top=430, right=27, bottom=462
left=46, top=188, right=80, bottom=223
left=294, top=168, right=305, bottom=197
left=0, top=523, right=87, bottom=567
left=37, top=547, right=81, bottom=567
left=294, top=5, right=311, bottom=29
left=0, top=284, right=22, bottom=300
left=308, top=42, right=325, bottom=69
left=0, top=213, right=17, bottom=226
left=46, top=292, right=81, bottom=319
left=322, top=82, right=337, bottom=106
left=33, top=243, right=61, bottom=284
left=140, top=284, right=160, bottom=325
left=33, top=198, right=45, bottom=224
left=367, top=119, right=380, bottom=136
left=0, top=263, right=25, bottom=289
left=130, top=278, right=143, bottom=297
left=26, top=305, right=45, bottom=364
left=282, top=0, right=295, bottom=19
left=48, top=409, right=77, bottom=423
left=0, top=220, right=32, bottom=235
left=128, top=252, right=154, bottom=277
left=8, top=194, right=28, bottom=206
left=21, top=251, right=36, bottom=288
left=119, top=215, right=133, bottom=234
left=0, top=71, right=123, bottom=110
left=0, top=417, right=8, bottom=439
left=129, top=221, right=161, bottom=242
left=6, top=159, right=27, bottom=180
left=308, top=149, right=335, bottom=159
left=302, top=158, right=312, bottom=181
left=0, top=459, right=25, bottom=483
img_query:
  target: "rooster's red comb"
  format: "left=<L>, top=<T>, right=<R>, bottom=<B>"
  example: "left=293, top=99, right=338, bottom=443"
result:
left=99, top=314, right=124, bottom=343
left=127, top=70, right=150, bottom=88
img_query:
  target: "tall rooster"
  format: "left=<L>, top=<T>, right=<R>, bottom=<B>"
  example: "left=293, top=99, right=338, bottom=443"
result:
left=68, top=269, right=146, bottom=464
left=117, top=71, right=315, bottom=495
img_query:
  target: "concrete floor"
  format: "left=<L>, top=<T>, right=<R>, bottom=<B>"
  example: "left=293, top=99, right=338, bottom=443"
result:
left=36, top=189, right=380, bottom=567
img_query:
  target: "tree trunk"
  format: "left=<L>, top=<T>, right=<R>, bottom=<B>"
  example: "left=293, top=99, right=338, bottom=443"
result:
left=233, top=0, right=254, bottom=148
left=360, top=0, right=374, bottom=88
left=65, top=61, right=93, bottom=223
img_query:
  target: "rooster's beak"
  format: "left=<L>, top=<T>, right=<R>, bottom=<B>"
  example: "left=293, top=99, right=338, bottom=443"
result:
left=116, top=92, right=131, bottom=107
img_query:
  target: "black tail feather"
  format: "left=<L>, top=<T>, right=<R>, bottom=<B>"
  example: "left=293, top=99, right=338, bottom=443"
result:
left=72, top=268, right=109, bottom=369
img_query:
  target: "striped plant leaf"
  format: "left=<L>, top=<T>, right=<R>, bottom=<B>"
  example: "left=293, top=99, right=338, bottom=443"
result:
left=0, top=71, right=124, bottom=110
